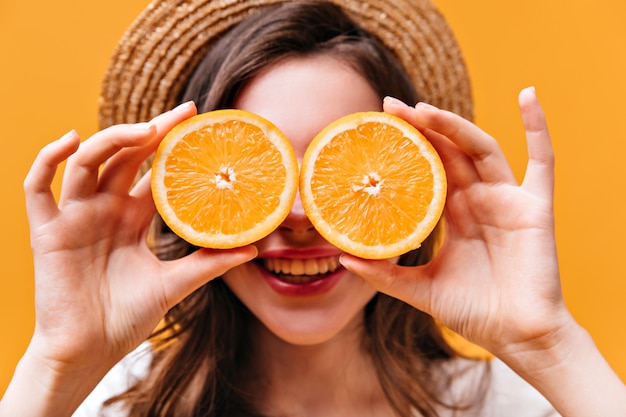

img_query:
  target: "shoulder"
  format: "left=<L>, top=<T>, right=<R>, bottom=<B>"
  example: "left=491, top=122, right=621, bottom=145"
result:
left=435, top=357, right=560, bottom=417
left=72, top=343, right=153, bottom=417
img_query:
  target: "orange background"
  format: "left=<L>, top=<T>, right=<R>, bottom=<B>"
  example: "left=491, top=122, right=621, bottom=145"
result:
left=1, top=0, right=625, bottom=394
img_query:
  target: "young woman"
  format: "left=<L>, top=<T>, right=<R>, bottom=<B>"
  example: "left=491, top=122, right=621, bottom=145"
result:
left=1, top=1, right=625, bottom=417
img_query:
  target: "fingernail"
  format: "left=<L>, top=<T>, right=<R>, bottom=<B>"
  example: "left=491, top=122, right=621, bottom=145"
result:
left=519, top=86, right=538, bottom=103
left=172, top=101, right=195, bottom=113
left=339, top=253, right=353, bottom=266
left=133, top=122, right=153, bottom=131
left=57, top=129, right=80, bottom=146
left=416, top=101, right=438, bottom=110
left=245, top=244, right=258, bottom=254
left=383, top=96, right=408, bottom=107
left=61, top=129, right=79, bottom=140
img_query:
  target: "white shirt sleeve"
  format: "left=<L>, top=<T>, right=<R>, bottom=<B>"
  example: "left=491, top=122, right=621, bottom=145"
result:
left=71, top=344, right=152, bottom=417
left=483, top=359, right=560, bottom=417
left=435, top=357, right=560, bottom=417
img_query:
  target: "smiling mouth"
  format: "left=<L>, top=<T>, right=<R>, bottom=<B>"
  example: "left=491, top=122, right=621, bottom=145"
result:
left=260, top=256, right=341, bottom=284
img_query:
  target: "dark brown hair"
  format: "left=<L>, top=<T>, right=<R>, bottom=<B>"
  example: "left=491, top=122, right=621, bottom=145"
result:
left=107, top=2, right=488, bottom=416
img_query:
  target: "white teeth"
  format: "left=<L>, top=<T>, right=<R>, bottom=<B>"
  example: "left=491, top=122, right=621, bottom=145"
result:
left=264, top=256, right=340, bottom=276
left=291, top=259, right=304, bottom=275
left=304, top=259, right=318, bottom=275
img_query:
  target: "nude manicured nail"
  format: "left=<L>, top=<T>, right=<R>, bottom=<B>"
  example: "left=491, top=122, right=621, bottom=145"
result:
left=133, top=122, right=153, bottom=131
left=383, top=96, right=408, bottom=107
left=172, top=101, right=195, bottom=112
left=415, top=101, right=438, bottom=110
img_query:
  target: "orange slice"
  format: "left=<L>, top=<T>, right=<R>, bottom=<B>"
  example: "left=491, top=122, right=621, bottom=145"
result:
left=151, top=109, right=298, bottom=248
left=300, top=112, right=446, bottom=259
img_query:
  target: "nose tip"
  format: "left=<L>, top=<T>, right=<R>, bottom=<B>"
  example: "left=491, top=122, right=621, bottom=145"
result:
left=281, top=191, right=315, bottom=235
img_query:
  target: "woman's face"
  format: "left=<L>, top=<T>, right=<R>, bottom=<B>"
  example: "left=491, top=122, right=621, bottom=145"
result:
left=223, top=55, right=383, bottom=346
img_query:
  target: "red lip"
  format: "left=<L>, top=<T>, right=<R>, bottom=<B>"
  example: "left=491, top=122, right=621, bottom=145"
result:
left=259, top=247, right=342, bottom=259
left=254, top=260, right=345, bottom=297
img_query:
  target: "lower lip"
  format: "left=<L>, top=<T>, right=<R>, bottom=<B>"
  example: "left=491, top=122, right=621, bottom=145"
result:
left=257, top=264, right=345, bottom=297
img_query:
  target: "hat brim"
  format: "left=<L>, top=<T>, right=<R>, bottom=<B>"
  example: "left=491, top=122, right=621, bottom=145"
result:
left=98, top=0, right=473, bottom=128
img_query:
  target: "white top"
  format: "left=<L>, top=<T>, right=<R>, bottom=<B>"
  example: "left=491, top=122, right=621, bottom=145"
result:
left=73, top=344, right=559, bottom=416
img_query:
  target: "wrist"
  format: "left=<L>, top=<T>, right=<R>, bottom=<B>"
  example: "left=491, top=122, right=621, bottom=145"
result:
left=497, top=312, right=583, bottom=380
left=0, top=341, right=109, bottom=417
left=496, top=316, right=626, bottom=417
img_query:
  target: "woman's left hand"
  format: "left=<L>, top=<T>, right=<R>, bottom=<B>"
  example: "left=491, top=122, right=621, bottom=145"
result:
left=342, top=87, right=626, bottom=417
left=341, top=87, right=570, bottom=359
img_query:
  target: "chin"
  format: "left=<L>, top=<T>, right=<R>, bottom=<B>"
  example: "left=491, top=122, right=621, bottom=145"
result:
left=254, top=308, right=367, bottom=347
left=222, top=260, right=377, bottom=348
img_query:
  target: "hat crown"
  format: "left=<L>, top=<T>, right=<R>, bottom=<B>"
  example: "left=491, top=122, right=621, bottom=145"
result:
left=99, top=0, right=473, bottom=128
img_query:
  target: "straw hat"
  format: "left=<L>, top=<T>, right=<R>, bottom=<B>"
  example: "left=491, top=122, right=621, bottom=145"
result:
left=98, top=0, right=473, bottom=129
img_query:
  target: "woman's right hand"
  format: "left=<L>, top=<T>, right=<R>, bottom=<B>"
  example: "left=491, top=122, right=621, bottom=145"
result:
left=1, top=102, right=257, bottom=416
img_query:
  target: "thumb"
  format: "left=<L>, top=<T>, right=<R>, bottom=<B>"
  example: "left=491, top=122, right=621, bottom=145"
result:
left=340, top=254, right=434, bottom=313
left=162, top=245, right=258, bottom=309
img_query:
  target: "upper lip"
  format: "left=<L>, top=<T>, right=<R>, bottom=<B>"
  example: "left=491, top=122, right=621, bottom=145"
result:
left=257, top=248, right=343, bottom=260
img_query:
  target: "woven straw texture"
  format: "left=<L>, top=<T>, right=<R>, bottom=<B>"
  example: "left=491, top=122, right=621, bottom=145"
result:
left=98, top=0, right=473, bottom=128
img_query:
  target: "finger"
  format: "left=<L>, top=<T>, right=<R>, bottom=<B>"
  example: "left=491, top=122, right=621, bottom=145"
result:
left=340, top=254, right=434, bottom=315
left=384, top=97, right=480, bottom=189
left=519, top=87, right=555, bottom=201
left=161, top=245, right=258, bottom=309
left=97, top=134, right=160, bottom=195
left=97, top=101, right=198, bottom=194
left=150, top=101, right=197, bottom=138
left=129, top=168, right=153, bottom=200
left=24, top=130, right=81, bottom=225
left=128, top=170, right=158, bottom=229
left=413, top=102, right=517, bottom=185
left=60, top=123, right=156, bottom=202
